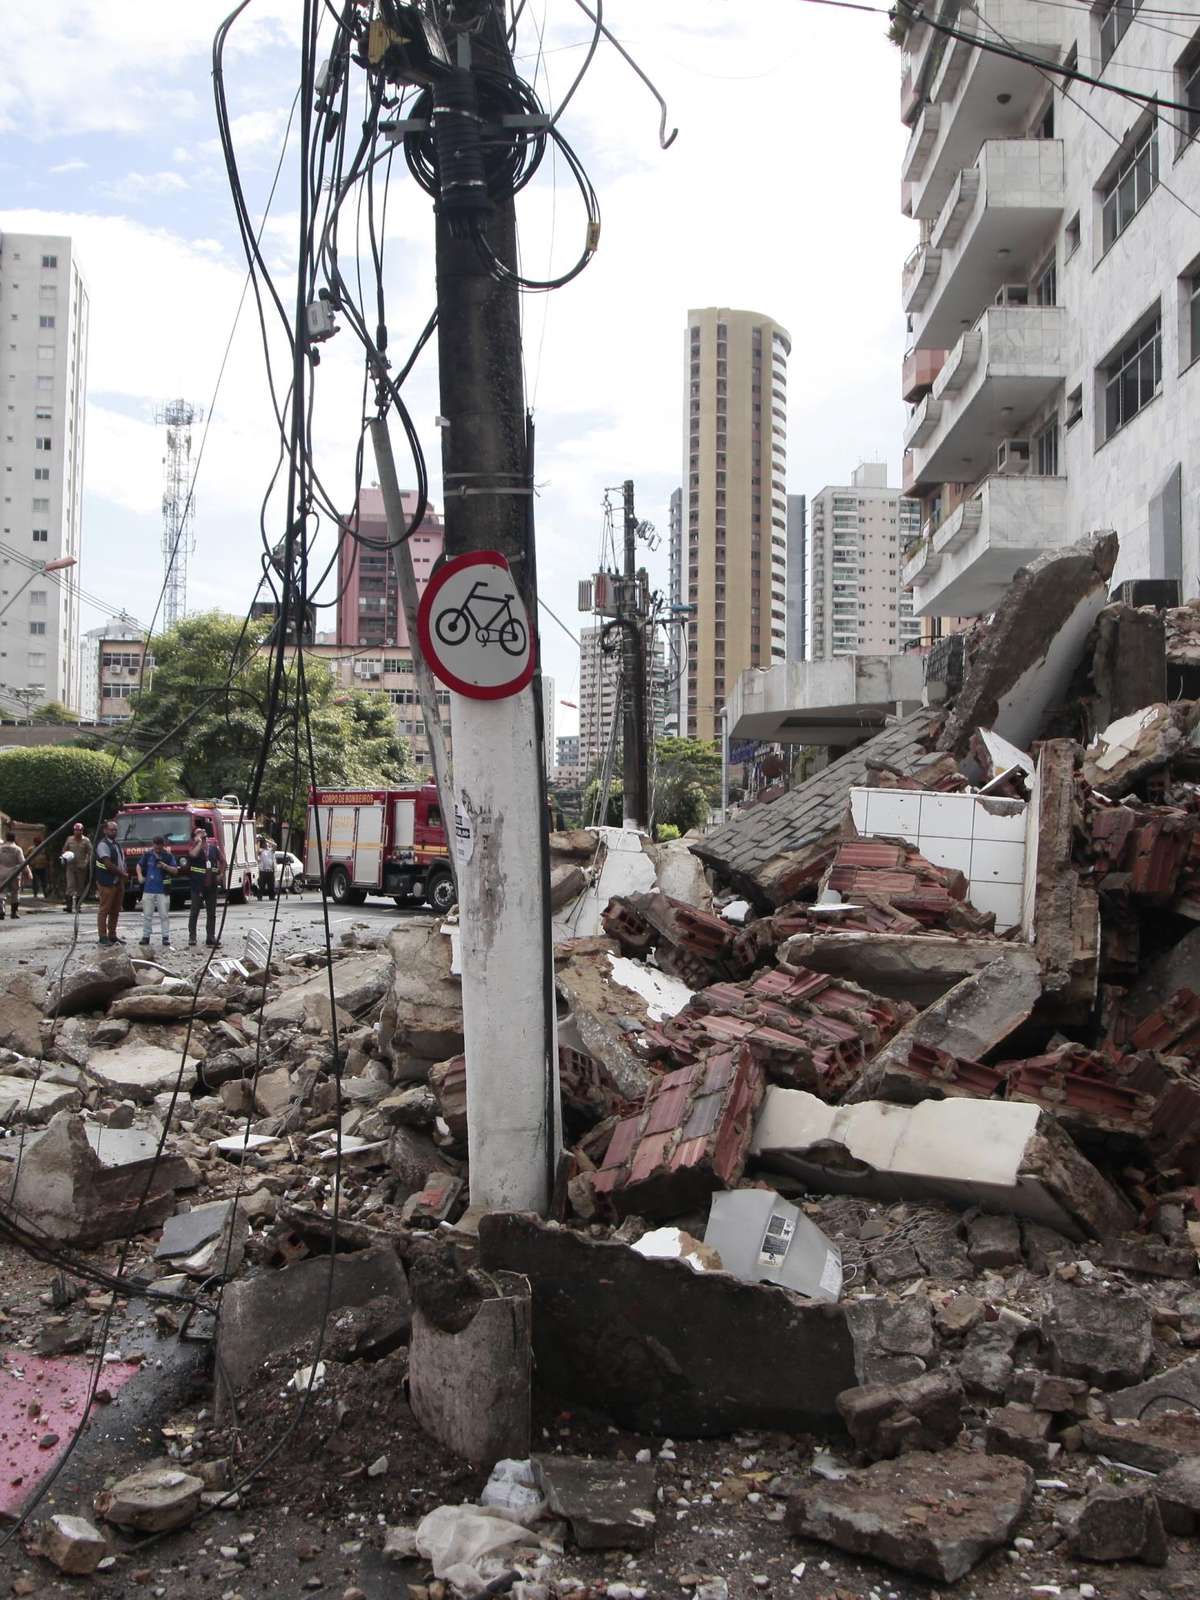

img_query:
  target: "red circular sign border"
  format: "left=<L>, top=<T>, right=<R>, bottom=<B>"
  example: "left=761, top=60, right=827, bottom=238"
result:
left=416, top=548, right=537, bottom=701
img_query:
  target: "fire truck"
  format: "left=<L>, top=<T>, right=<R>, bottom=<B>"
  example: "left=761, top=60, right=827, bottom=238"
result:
left=113, top=796, right=259, bottom=908
left=305, top=785, right=455, bottom=913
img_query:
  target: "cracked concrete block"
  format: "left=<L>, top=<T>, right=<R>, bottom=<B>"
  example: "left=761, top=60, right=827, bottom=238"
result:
left=86, top=1041, right=196, bottom=1104
left=46, top=951, right=137, bottom=1017
left=1070, top=1482, right=1167, bottom=1565
left=776, top=932, right=1009, bottom=1008
left=787, top=1451, right=1034, bottom=1583
left=263, top=953, right=393, bottom=1029
left=752, top=1090, right=1135, bottom=1241
left=379, top=925, right=463, bottom=1062
left=847, top=950, right=1043, bottom=1104
left=0, top=1074, right=81, bottom=1125
left=95, top=1467, right=204, bottom=1533
left=836, top=1371, right=963, bottom=1460
left=0, top=974, right=48, bottom=1057
left=534, top=1454, right=657, bottom=1549
left=40, top=1513, right=107, bottom=1574
left=1043, top=1284, right=1152, bottom=1389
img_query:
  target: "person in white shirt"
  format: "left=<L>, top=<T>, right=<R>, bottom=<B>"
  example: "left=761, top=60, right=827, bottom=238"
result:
left=256, top=836, right=276, bottom=901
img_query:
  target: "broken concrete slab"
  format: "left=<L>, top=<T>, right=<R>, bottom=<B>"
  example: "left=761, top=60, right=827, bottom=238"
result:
left=45, top=951, right=136, bottom=1017
left=155, top=1198, right=235, bottom=1262
left=1083, top=700, right=1200, bottom=797
left=552, top=825, right=657, bottom=941
left=1091, top=602, right=1167, bottom=729
left=1070, top=1482, right=1167, bottom=1566
left=0, top=1073, right=81, bottom=1125
left=836, top=1371, right=963, bottom=1460
left=108, top=989, right=224, bottom=1022
left=95, top=1466, right=204, bottom=1533
left=262, top=952, right=392, bottom=1029
left=478, top=1212, right=857, bottom=1437
left=2, top=1113, right=193, bottom=1246
left=1043, top=1283, right=1153, bottom=1389
left=534, top=1455, right=657, bottom=1550
left=787, top=1450, right=1034, bottom=1583
left=554, top=937, right=675, bottom=1101
left=965, top=1212, right=1022, bottom=1269
left=847, top=948, right=1043, bottom=1104
left=86, top=1040, right=197, bottom=1104
left=1153, top=1457, right=1200, bottom=1535
left=0, top=974, right=48, bottom=1058
left=379, top=923, right=463, bottom=1062
left=213, top=1244, right=410, bottom=1396
left=1106, top=1352, right=1200, bottom=1420
left=1027, top=740, right=1100, bottom=1017
left=940, top=531, right=1119, bottom=759
left=775, top=932, right=1010, bottom=1009
left=751, top=1090, right=1135, bottom=1241
left=408, top=1271, right=530, bottom=1470
left=1080, top=1412, right=1200, bottom=1472
left=985, top=1404, right=1056, bottom=1469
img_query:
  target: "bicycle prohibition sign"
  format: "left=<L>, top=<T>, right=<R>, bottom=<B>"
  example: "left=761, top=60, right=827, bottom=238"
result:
left=417, top=549, right=536, bottom=701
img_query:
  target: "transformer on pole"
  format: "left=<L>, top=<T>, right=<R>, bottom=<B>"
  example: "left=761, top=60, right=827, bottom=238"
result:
left=155, top=398, right=204, bottom=629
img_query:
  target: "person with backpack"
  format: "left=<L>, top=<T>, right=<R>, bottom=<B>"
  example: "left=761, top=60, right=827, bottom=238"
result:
left=187, top=826, right=223, bottom=948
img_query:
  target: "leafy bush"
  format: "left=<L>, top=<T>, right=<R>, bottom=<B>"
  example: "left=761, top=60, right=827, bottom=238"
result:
left=0, top=746, right=137, bottom=829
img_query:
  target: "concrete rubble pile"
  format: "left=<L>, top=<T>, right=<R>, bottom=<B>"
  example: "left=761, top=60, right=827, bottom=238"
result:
left=16, top=540, right=1200, bottom=1592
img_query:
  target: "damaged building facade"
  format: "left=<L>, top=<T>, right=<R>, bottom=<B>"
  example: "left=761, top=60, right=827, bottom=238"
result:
left=897, top=0, right=1200, bottom=622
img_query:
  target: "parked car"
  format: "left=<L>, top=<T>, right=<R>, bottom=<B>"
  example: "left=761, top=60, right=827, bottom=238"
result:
left=274, top=850, right=303, bottom=894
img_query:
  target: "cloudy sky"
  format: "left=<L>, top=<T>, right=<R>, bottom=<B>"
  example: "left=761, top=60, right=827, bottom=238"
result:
left=0, top=0, right=912, bottom=733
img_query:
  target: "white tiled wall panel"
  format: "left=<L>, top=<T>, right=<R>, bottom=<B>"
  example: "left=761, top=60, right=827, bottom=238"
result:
left=849, top=787, right=1028, bottom=933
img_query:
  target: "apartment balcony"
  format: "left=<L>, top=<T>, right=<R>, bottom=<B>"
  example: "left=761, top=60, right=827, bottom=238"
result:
left=912, top=140, right=1064, bottom=350
left=902, top=346, right=947, bottom=402
left=902, top=472, right=1068, bottom=617
left=907, top=0, right=1063, bottom=222
left=901, top=243, right=944, bottom=315
left=904, top=304, right=1067, bottom=491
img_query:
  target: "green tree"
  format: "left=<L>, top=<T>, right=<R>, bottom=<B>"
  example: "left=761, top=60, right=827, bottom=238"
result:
left=124, top=612, right=414, bottom=832
left=33, top=701, right=79, bottom=725
left=653, top=736, right=721, bottom=835
left=0, top=746, right=137, bottom=829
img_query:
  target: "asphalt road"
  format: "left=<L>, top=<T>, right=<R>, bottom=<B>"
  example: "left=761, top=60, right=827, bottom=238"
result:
left=0, top=887, right=423, bottom=971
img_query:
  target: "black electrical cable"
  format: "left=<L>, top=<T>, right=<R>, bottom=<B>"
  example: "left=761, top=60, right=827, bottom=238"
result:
left=470, top=125, right=599, bottom=292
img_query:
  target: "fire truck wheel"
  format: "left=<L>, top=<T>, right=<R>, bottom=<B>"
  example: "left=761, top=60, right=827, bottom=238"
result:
left=347, top=889, right=368, bottom=906
left=427, top=871, right=456, bottom=915
left=326, top=865, right=352, bottom=904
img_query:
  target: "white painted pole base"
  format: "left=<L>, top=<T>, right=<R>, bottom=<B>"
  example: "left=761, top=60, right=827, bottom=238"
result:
left=451, top=686, right=559, bottom=1214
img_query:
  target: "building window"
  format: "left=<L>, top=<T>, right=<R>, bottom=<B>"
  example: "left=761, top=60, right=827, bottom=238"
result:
left=38, top=315, right=54, bottom=329
left=1035, top=419, right=1059, bottom=476
left=36, top=374, right=52, bottom=392
left=1066, top=385, right=1083, bottom=429
left=1182, top=264, right=1200, bottom=369
left=1100, top=119, right=1158, bottom=251
left=33, top=467, right=48, bottom=481
left=41, top=254, right=57, bottom=268
left=29, top=622, right=46, bottom=636
left=1103, top=314, right=1162, bottom=439
left=1180, top=33, right=1200, bottom=149
left=32, top=529, right=47, bottom=543
left=1100, top=0, right=1144, bottom=69
left=28, top=591, right=46, bottom=608
left=27, top=652, right=45, bottom=669
left=34, top=436, right=51, bottom=452
left=1034, top=257, right=1057, bottom=307
left=31, top=498, right=49, bottom=512
left=36, top=344, right=54, bottom=361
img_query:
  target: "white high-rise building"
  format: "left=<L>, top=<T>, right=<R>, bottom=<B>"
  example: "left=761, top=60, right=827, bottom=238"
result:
left=0, top=234, right=88, bottom=714
left=807, top=465, right=922, bottom=660
left=540, top=675, right=556, bottom=776
left=897, top=0, right=1200, bottom=620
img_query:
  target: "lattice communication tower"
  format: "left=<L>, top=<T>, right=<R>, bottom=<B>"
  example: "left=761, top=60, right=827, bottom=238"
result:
left=155, top=399, right=204, bottom=629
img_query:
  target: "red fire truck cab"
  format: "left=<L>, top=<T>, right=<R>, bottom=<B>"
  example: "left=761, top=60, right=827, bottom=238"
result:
left=305, top=785, right=455, bottom=914
left=113, top=797, right=258, bottom=909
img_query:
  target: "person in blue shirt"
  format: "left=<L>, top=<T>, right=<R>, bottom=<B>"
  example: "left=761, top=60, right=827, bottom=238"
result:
left=137, top=835, right=181, bottom=948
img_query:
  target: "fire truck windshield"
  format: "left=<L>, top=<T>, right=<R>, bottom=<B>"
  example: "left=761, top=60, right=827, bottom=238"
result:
left=116, top=812, right=195, bottom=846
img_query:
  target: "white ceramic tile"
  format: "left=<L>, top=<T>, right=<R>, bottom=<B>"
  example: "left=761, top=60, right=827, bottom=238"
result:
left=971, top=799, right=1028, bottom=842
left=919, top=792, right=974, bottom=839
left=849, top=789, right=870, bottom=831
left=969, top=880, right=1023, bottom=931
left=864, top=790, right=923, bottom=839
left=917, top=833, right=973, bottom=874
left=969, top=838, right=1026, bottom=885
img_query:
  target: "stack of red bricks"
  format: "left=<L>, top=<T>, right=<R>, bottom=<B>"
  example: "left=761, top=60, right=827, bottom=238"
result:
left=639, top=962, right=914, bottom=1101
left=590, top=1043, right=764, bottom=1219
left=821, top=839, right=996, bottom=934
left=602, top=891, right=736, bottom=988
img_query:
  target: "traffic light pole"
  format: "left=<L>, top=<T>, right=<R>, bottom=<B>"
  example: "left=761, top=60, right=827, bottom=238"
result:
left=429, top=1, right=558, bottom=1214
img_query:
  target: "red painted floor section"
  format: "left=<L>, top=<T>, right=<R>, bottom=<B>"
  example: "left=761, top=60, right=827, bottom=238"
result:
left=0, top=1350, right=141, bottom=1520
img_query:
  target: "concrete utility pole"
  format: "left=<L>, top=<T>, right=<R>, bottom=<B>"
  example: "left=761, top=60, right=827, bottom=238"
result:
left=620, top=480, right=649, bottom=831
left=430, top=0, right=558, bottom=1214
left=368, top=417, right=456, bottom=893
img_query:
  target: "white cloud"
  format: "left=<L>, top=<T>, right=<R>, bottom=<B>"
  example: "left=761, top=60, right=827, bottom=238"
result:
left=101, top=170, right=190, bottom=203
left=48, top=159, right=88, bottom=175
left=2, top=1, right=918, bottom=735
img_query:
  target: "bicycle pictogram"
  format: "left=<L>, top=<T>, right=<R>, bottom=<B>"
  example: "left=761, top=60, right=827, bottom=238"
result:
left=434, top=579, right=528, bottom=658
